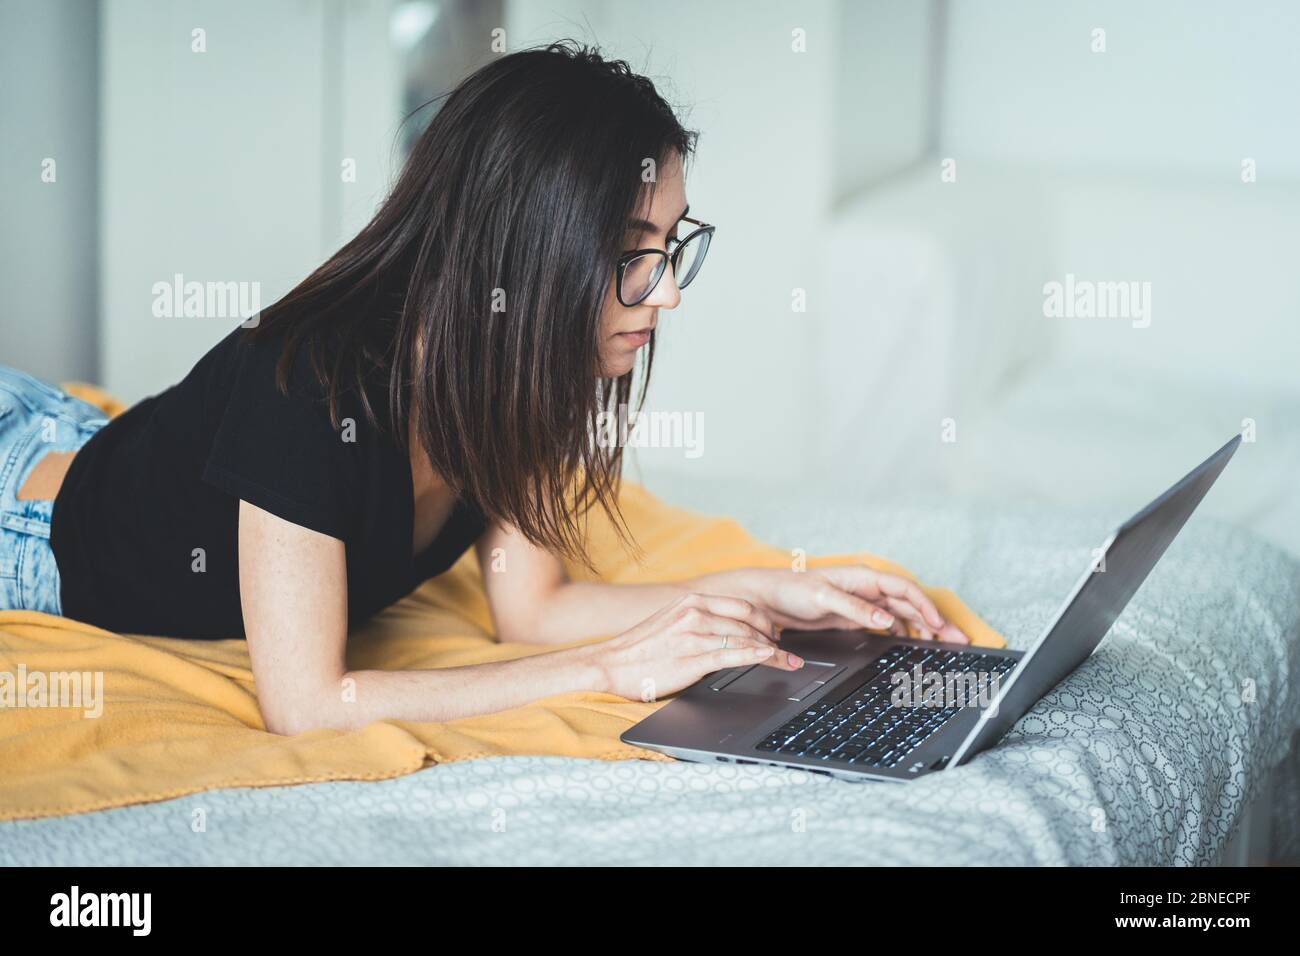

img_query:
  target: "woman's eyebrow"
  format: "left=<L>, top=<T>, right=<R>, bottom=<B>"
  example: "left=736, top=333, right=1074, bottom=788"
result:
left=626, top=204, right=690, bottom=236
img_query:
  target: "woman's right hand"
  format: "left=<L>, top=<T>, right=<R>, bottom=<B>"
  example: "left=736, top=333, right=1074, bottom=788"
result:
left=595, top=592, right=805, bottom=701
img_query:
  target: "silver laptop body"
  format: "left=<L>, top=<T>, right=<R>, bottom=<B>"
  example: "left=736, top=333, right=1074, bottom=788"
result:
left=621, top=435, right=1241, bottom=781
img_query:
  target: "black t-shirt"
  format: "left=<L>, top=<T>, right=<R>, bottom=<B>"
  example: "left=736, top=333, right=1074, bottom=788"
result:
left=51, top=325, right=487, bottom=639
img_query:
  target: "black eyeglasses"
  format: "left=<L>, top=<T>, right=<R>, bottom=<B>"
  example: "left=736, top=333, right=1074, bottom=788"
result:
left=615, top=215, right=715, bottom=307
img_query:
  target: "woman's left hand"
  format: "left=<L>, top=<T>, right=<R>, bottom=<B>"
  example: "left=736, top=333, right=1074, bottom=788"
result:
left=696, top=566, right=971, bottom=644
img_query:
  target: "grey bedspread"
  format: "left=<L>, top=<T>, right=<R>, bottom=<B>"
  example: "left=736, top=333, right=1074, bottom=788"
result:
left=3, top=487, right=1297, bottom=865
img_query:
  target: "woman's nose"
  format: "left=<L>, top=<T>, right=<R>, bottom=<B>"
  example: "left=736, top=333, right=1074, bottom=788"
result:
left=644, top=262, right=682, bottom=309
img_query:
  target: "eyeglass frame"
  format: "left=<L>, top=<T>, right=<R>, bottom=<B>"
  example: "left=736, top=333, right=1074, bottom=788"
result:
left=614, top=215, right=715, bottom=307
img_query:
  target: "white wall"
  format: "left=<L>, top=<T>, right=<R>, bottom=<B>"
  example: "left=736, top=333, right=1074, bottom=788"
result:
left=96, top=0, right=930, bottom=487
left=931, top=0, right=1300, bottom=395
left=0, top=0, right=99, bottom=383
left=92, top=0, right=1293, bottom=509
left=832, top=0, right=936, bottom=202
left=99, top=0, right=399, bottom=403
left=1046, top=169, right=1300, bottom=393
left=940, top=0, right=1300, bottom=179
left=508, top=0, right=840, bottom=486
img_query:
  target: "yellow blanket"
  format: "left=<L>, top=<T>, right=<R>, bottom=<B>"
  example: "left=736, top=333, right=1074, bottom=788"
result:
left=0, top=385, right=1004, bottom=821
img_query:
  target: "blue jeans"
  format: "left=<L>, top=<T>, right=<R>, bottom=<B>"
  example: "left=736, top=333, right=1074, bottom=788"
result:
left=0, top=366, right=108, bottom=615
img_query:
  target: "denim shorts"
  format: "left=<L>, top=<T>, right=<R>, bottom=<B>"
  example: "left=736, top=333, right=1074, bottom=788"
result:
left=0, top=366, right=108, bottom=615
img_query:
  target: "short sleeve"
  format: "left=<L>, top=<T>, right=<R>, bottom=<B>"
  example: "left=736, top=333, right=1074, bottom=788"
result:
left=202, top=334, right=361, bottom=540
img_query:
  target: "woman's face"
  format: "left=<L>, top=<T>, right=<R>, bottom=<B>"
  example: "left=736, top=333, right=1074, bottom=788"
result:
left=597, top=153, right=689, bottom=378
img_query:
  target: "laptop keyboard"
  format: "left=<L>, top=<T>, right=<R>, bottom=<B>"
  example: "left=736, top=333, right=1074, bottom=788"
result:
left=755, top=644, right=1017, bottom=770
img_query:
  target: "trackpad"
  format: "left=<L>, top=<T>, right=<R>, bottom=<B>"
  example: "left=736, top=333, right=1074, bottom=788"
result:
left=713, top=661, right=844, bottom=700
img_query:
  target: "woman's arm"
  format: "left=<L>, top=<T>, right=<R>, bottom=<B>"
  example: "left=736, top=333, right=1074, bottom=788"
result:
left=240, top=501, right=609, bottom=734
left=239, top=502, right=790, bottom=734
left=477, top=520, right=970, bottom=646
left=476, top=519, right=695, bottom=643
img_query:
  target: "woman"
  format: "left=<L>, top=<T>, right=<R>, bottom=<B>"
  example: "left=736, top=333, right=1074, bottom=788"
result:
left=0, top=43, right=967, bottom=735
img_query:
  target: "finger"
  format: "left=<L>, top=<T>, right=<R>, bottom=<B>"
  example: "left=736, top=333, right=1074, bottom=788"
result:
left=883, top=595, right=939, bottom=633
left=687, top=612, right=778, bottom=649
left=906, top=617, right=968, bottom=644
left=707, top=642, right=774, bottom=671
left=691, top=625, right=804, bottom=670
left=936, top=620, right=971, bottom=645
left=819, top=566, right=947, bottom=631
left=765, top=648, right=804, bottom=670
left=874, top=573, right=946, bottom=629
left=686, top=593, right=778, bottom=640
left=813, top=585, right=896, bottom=631
left=899, top=617, right=936, bottom=641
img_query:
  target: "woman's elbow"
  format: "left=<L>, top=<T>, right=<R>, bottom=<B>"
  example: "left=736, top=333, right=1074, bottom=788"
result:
left=260, top=695, right=352, bottom=736
left=263, top=711, right=312, bottom=736
left=493, top=624, right=536, bottom=644
left=490, top=613, right=540, bottom=644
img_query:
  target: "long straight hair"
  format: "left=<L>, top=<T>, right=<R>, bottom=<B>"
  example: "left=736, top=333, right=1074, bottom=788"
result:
left=250, top=42, right=697, bottom=566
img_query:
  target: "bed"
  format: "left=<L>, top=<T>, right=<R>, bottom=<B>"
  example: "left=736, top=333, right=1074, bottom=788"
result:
left=1, top=481, right=1296, bottom=865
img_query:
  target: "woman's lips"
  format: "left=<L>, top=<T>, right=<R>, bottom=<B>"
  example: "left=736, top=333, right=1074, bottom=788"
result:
left=617, top=328, right=653, bottom=347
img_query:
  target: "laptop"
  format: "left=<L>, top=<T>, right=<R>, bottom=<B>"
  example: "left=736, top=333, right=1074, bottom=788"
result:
left=622, top=434, right=1241, bottom=781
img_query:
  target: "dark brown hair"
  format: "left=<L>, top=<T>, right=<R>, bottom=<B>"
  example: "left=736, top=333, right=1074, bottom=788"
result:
left=250, top=42, right=697, bottom=566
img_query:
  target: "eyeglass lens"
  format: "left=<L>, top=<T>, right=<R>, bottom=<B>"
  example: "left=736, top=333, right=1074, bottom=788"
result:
left=620, top=228, right=711, bottom=304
